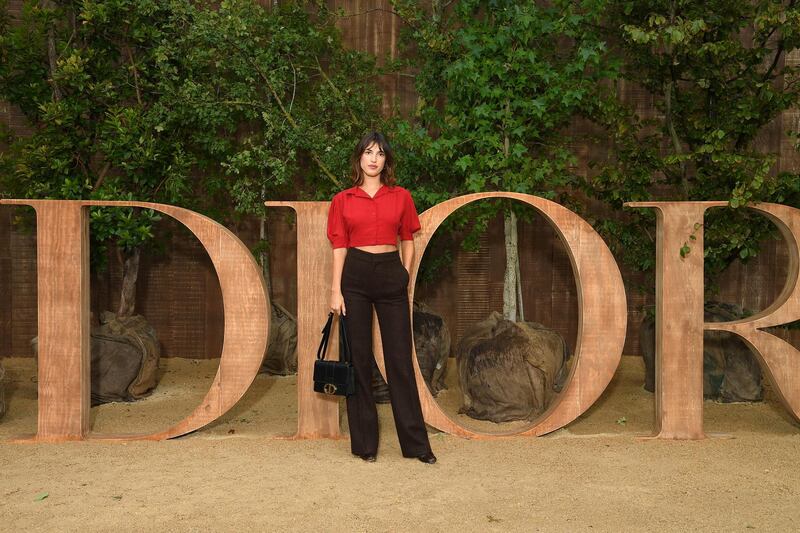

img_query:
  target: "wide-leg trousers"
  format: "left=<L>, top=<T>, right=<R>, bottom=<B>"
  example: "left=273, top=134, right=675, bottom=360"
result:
left=341, top=248, right=432, bottom=457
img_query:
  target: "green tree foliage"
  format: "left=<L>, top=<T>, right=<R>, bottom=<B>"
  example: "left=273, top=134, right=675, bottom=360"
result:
left=4, top=0, right=799, bottom=316
left=0, top=0, right=383, bottom=313
left=159, top=0, right=385, bottom=210
left=589, top=0, right=800, bottom=287
left=391, top=0, right=618, bottom=318
left=397, top=0, right=615, bottom=198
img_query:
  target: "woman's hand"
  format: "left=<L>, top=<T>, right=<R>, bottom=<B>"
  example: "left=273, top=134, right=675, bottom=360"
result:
left=330, top=289, right=346, bottom=316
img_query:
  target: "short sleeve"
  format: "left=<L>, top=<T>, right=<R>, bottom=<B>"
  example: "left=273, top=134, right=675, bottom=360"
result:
left=327, top=194, right=349, bottom=249
left=398, top=190, right=422, bottom=241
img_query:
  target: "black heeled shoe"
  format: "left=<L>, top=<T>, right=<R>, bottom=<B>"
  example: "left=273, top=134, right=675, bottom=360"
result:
left=416, top=452, right=437, bottom=464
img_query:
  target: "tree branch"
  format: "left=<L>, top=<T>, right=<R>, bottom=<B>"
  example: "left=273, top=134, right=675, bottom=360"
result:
left=336, top=7, right=403, bottom=19
left=315, top=55, right=359, bottom=124
left=756, top=0, right=797, bottom=49
left=763, top=40, right=785, bottom=82
left=41, top=0, right=62, bottom=102
left=288, top=59, right=297, bottom=117
left=93, top=161, right=111, bottom=190
left=337, top=6, right=422, bottom=32
left=74, top=154, right=89, bottom=178
left=125, top=43, right=143, bottom=107
left=251, top=60, right=342, bottom=187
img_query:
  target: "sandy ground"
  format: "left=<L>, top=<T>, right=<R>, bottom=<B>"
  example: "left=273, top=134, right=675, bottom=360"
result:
left=1, top=355, right=799, bottom=532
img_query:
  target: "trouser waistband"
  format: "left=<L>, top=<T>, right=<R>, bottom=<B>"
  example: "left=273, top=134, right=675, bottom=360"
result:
left=346, top=247, right=400, bottom=263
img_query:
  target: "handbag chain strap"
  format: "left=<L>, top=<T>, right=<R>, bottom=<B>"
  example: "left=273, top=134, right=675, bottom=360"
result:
left=316, top=312, right=352, bottom=364
left=338, top=313, right=352, bottom=364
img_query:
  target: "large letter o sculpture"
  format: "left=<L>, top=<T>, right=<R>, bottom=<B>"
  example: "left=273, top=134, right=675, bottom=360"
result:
left=403, top=193, right=627, bottom=437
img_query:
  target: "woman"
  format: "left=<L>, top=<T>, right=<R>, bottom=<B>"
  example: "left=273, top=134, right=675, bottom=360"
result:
left=326, top=132, right=436, bottom=464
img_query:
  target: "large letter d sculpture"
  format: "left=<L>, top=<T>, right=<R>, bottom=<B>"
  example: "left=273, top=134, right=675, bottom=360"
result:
left=0, top=200, right=269, bottom=442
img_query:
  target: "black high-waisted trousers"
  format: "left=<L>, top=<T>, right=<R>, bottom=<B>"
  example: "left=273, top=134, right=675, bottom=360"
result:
left=341, top=248, right=432, bottom=458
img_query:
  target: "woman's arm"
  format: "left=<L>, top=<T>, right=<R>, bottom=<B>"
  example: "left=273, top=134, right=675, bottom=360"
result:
left=398, top=189, right=420, bottom=275
left=399, top=239, right=414, bottom=274
left=329, top=247, right=348, bottom=315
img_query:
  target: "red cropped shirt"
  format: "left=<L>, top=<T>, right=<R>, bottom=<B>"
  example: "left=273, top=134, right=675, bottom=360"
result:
left=327, top=185, right=422, bottom=249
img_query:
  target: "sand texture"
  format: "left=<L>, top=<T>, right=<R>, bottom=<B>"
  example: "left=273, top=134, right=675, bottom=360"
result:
left=1, top=356, right=799, bottom=532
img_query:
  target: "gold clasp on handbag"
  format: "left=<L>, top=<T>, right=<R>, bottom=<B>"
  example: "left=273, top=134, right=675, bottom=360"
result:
left=323, top=383, right=337, bottom=395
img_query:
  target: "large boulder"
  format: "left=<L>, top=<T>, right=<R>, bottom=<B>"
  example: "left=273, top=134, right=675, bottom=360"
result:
left=32, top=311, right=161, bottom=406
left=639, top=301, right=762, bottom=402
left=456, top=312, right=569, bottom=422
left=372, top=301, right=451, bottom=403
left=412, top=301, right=451, bottom=396
left=260, top=302, right=298, bottom=375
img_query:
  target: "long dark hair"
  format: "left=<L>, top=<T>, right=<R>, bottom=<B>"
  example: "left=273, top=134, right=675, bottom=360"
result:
left=349, top=131, right=396, bottom=187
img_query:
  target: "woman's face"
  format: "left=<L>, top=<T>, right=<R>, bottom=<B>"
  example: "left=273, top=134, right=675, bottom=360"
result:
left=359, top=142, right=386, bottom=180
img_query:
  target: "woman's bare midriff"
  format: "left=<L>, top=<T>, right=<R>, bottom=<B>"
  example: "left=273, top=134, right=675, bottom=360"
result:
left=354, top=245, right=397, bottom=253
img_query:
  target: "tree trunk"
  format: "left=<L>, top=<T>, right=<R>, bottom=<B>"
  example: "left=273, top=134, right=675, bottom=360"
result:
left=501, top=115, right=522, bottom=322
left=503, top=210, right=519, bottom=322
left=117, top=247, right=141, bottom=318
left=41, top=0, right=62, bottom=102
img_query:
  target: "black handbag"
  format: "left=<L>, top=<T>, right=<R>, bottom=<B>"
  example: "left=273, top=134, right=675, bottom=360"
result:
left=313, top=312, right=356, bottom=397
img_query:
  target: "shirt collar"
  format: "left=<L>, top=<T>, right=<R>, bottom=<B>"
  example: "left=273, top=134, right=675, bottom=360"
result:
left=345, top=184, right=396, bottom=199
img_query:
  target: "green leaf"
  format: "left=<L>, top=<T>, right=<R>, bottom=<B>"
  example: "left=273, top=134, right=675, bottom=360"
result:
left=34, top=492, right=49, bottom=502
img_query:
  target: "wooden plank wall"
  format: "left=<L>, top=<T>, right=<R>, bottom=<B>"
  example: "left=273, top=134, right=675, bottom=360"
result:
left=1, top=2, right=799, bottom=357
left=328, top=0, right=417, bottom=116
left=0, top=209, right=11, bottom=356
left=418, top=211, right=581, bottom=355
left=90, top=221, right=225, bottom=360
left=2, top=209, right=38, bottom=356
